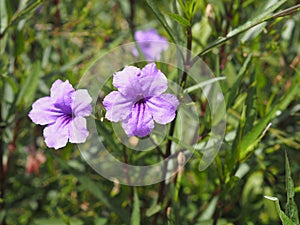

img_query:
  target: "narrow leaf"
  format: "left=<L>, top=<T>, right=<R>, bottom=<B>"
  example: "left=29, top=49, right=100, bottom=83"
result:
left=16, top=62, right=42, bottom=107
left=264, top=196, right=295, bottom=225
left=146, top=0, right=177, bottom=43
left=0, top=0, right=8, bottom=34
left=184, top=77, right=226, bottom=94
left=168, top=13, right=190, bottom=27
left=146, top=204, right=162, bottom=217
left=240, top=74, right=299, bottom=160
left=239, top=110, right=273, bottom=161
left=0, top=0, right=42, bottom=35
left=53, top=156, right=130, bottom=224
left=0, top=210, right=6, bottom=223
left=131, top=188, right=141, bottom=225
left=243, top=72, right=257, bottom=134
left=191, top=0, right=288, bottom=64
left=166, top=135, right=196, bottom=153
left=285, top=152, right=299, bottom=223
left=226, top=54, right=252, bottom=109
left=77, top=175, right=129, bottom=223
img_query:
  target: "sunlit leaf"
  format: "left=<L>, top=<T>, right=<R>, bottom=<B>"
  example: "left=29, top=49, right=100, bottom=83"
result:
left=0, top=0, right=8, bottom=34
left=168, top=13, right=190, bottom=27
left=264, top=196, right=295, bottom=225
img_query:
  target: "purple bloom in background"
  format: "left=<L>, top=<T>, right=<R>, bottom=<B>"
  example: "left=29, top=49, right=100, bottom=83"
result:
left=133, top=29, right=168, bottom=61
left=103, top=63, right=179, bottom=137
left=29, top=80, right=92, bottom=149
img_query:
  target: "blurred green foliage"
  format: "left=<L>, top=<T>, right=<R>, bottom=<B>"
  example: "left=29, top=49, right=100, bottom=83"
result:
left=0, top=0, right=299, bottom=224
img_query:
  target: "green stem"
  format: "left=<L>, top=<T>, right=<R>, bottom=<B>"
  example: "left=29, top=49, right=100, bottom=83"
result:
left=129, top=0, right=135, bottom=35
left=0, top=89, right=6, bottom=225
left=122, top=146, right=134, bottom=203
left=152, top=21, right=193, bottom=225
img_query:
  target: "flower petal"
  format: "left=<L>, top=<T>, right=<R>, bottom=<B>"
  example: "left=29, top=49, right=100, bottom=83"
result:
left=139, top=63, right=168, bottom=97
left=103, top=91, right=133, bottom=122
left=146, top=94, right=179, bottom=124
left=72, top=89, right=92, bottom=117
left=43, top=116, right=70, bottom=149
left=141, top=41, right=168, bottom=61
left=112, top=66, right=142, bottom=97
left=29, top=97, right=63, bottom=125
left=133, top=29, right=168, bottom=61
left=50, top=79, right=75, bottom=103
left=122, top=102, right=154, bottom=137
left=69, top=116, right=89, bottom=143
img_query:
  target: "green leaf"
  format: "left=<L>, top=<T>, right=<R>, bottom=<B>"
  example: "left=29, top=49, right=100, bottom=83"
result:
left=44, top=49, right=93, bottom=79
left=226, top=54, right=252, bottom=109
left=168, top=13, right=190, bottom=27
left=177, top=0, right=199, bottom=21
left=95, top=120, right=121, bottom=152
left=264, top=196, right=295, bottom=225
left=57, top=207, right=70, bottom=225
left=184, top=77, right=226, bottom=94
left=53, top=156, right=130, bottom=224
left=146, top=204, right=162, bottom=217
left=16, top=62, right=42, bottom=107
left=228, top=111, right=244, bottom=175
left=222, top=176, right=240, bottom=200
left=197, top=197, right=219, bottom=221
left=76, top=175, right=129, bottom=223
left=0, top=0, right=8, bottom=34
left=146, top=0, right=177, bottom=43
left=131, top=188, right=140, bottom=225
left=0, top=0, right=42, bottom=35
left=15, top=30, right=25, bottom=56
left=32, top=218, right=84, bottom=225
left=239, top=109, right=274, bottom=161
left=166, top=135, right=196, bottom=153
left=285, top=152, right=299, bottom=223
left=0, top=210, right=6, bottom=223
left=3, top=75, right=18, bottom=93
left=94, top=217, right=108, bottom=225
left=191, top=0, right=288, bottom=64
left=239, top=74, right=299, bottom=160
left=243, top=72, right=257, bottom=134
left=277, top=75, right=300, bottom=111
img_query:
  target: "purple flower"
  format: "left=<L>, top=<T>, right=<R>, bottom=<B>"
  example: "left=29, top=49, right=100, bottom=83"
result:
left=132, top=29, right=169, bottom=61
left=29, top=79, right=92, bottom=149
left=103, top=63, right=179, bottom=137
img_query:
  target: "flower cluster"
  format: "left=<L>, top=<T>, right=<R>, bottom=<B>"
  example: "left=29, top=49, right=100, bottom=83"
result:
left=132, top=28, right=168, bottom=61
left=29, top=79, right=92, bottom=149
left=103, top=63, right=179, bottom=137
left=29, top=65, right=177, bottom=147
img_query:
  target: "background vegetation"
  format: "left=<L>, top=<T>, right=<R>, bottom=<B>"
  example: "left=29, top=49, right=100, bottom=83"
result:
left=0, top=0, right=299, bottom=224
